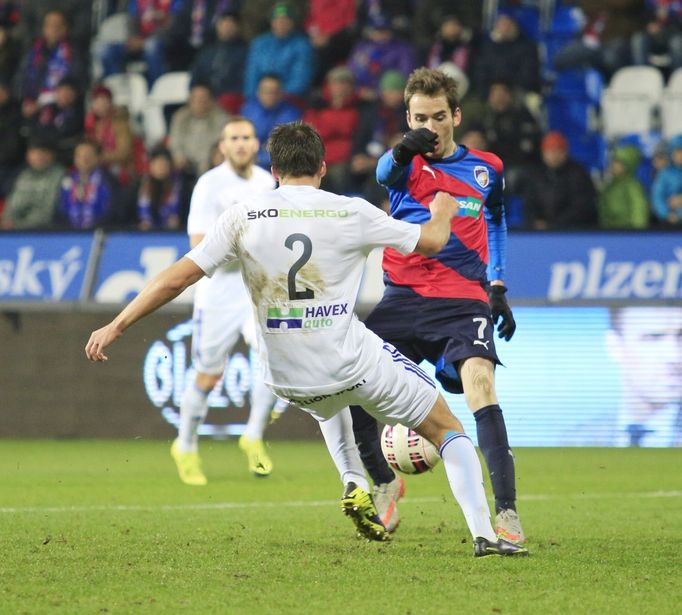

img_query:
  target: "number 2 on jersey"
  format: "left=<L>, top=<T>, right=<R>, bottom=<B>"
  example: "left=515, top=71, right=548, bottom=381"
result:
left=285, top=233, right=314, bottom=300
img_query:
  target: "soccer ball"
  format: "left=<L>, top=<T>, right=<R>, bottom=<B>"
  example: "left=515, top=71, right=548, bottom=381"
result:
left=380, top=423, right=441, bottom=474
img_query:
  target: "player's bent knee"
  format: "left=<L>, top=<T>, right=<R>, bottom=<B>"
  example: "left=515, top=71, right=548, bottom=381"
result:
left=415, top=394, right=464, bottom=448
left=461, top=358, right=497, bottom=409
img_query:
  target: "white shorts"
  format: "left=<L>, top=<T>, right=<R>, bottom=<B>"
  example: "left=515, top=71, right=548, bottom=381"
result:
left=271, top=342, right=439, bottom=429
left=191, top=291, right=254, bottom=375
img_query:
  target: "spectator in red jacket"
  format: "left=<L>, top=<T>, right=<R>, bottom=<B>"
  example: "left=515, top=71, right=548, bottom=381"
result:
left=303, top=65, right=362, bottom=194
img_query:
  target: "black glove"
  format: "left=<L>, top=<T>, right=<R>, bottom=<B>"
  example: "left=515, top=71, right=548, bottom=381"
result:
left=392, top=128, right=438, bottom=165
left=489, top=285, right=516, bottom=341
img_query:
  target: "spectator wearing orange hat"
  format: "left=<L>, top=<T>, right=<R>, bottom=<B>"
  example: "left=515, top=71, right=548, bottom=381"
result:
left=523, top=131, right=598, bottom=230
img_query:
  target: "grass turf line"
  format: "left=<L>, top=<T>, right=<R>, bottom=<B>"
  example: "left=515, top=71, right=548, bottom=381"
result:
left=1, top=440, right=681, bottom=614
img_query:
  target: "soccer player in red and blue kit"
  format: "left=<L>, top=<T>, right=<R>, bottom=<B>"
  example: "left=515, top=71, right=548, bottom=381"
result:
left=351, top=67, right=526, bottom=545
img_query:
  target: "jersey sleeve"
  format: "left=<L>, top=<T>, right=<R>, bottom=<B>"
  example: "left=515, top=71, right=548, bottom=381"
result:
left=376, top=150, right=411, bottom=187
left=185, top=206, right=242, bottom=276
left=356, top=199, right=420, bottom=255
left=186, top=174, right=213, bottom=236
left=484, top=166, right=507, bottom=282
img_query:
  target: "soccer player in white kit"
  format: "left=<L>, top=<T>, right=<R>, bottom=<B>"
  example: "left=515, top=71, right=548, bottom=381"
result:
left=171, top=117, right=282, bottom=484
left=85, top=122, right=527, bottom=557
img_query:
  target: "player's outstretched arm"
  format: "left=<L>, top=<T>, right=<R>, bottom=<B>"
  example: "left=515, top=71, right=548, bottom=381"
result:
left=414, top=191, right=459, bottom=256
left=85, top=257, right=205, bottom=362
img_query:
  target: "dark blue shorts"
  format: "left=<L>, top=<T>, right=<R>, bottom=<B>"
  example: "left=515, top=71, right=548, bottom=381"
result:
left=363, top=287, right=500, bottom=394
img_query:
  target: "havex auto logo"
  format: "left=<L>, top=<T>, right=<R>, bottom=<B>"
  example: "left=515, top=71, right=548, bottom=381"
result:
left=266, top=303, right=348, bottom=331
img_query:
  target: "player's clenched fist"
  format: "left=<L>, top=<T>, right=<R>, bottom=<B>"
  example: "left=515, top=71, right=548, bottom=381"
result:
left=430, top=191, right=460, bottom=219
left=392, top=128, right=438, bottom=165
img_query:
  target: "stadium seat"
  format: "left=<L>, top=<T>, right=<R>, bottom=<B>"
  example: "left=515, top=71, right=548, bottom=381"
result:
left=90, top=12, right=129, bottom=82
left=103, top=73, right=148, bottom=135
left=661, top=67, right=682, bottom=140
left=143, top=71, right=191, bottom=147
left=601, top=67, right=665, bottom=139
left=607, top=66, right=665, bottom=98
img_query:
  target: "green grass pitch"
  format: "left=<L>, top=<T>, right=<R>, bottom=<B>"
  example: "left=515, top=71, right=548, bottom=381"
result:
left=2, top=440, right=681, bottom=614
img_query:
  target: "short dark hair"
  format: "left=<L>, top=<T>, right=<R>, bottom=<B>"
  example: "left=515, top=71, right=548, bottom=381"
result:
left=267, top=122, right=325, bottom=177
left=404, top=67, right=460, bottom=113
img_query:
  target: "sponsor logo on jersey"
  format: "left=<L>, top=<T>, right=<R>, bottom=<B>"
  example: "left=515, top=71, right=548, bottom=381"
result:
left=266, top=302, right=349, bottom=331
left=474, top=165, right=489, bottom=188
left=247, top=208, right=351, bottom=220
left=304, top=304, right=348, bottom=317
left=266, top=306, right=304, bottom=329
left=455, top=196, right=483, bottom=218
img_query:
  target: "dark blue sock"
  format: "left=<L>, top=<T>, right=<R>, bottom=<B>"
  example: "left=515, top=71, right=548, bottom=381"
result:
left=474, top=404, right=516, bottom=513
left=350, top=405, right=395, bottom=485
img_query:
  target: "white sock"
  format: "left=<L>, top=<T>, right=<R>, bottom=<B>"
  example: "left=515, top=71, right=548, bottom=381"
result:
left=243, top=350, right=275, bottom=440
left=177, top=384, right=209, bottom=453
left=318, top=408, right=370, bottom=492
left=440, top=433, right=497, bottom=541
left=243, top=376, right=275, bottom=440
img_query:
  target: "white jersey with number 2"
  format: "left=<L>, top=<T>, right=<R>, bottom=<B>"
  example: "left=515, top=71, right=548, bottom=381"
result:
left=187, top=184, right=420, bottom=393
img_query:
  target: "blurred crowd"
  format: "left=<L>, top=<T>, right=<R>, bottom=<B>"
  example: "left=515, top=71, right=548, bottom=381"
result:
left=0, top=0, right=680, bottom=232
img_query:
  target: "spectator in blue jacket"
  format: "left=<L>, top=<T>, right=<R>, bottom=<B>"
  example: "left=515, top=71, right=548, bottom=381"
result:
left=240, top=73, right=301, bottom=168
left=57, top=139, right=117, bottom=229
left=651, top=134, right=682, bottom=225
left=243, top=2, right=313, bottom=101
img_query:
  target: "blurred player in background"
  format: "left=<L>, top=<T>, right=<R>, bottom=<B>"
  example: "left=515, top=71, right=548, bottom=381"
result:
left=346, top=67, right=526, bottom=543
left=607, top=306, right=682, bottom=447
left=85, top=121, right=527, bottom=557
left=171, top=117, right=283, bottom=485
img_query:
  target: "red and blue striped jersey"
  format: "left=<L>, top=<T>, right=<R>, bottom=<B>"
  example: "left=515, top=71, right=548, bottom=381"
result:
left=376, top=145, right=507, bottom=302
